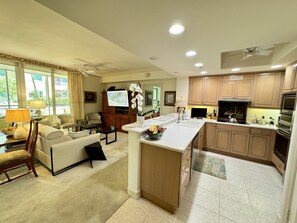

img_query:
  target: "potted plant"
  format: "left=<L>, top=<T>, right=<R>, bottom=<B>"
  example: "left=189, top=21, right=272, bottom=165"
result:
left=129, top=82, right=144, bottom=125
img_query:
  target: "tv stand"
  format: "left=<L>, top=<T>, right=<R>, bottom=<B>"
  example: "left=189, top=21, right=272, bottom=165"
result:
left=101, top=91, right=136, bottom=132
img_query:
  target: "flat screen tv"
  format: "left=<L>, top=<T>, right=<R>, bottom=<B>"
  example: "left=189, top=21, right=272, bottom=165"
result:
left=191, top=108, right=207, bottom=119
left=107, top=90, right=129, bottom=107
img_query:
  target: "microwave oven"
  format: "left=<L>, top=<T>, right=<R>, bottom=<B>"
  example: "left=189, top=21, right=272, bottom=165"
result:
left=281, top=93, right=296, bottom=115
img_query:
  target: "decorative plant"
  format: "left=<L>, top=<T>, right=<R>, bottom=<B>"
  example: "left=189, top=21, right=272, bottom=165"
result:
left=129, top=82, right=143, bottom=115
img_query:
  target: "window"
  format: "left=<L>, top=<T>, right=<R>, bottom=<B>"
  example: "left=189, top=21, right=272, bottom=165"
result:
left=55, top=74, right=70, bottom=114
left=0, top=64, right=18, bottom=118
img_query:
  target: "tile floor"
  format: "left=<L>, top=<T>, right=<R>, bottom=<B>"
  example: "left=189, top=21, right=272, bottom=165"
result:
left=108, top=150, right=283, bottom=223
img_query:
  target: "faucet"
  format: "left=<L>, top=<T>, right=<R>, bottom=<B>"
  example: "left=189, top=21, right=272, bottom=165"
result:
left=228, top=114, right=237, bottom=123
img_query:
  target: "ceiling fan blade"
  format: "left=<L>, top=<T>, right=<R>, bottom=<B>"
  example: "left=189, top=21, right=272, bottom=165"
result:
left=258, top=50, right=273, bottom=56
left=241, top=54, right=253, bottom=61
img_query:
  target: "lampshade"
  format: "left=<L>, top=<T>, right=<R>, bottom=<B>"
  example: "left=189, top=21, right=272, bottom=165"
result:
left=29, top=100, right=46, bottom=109
left=5, top=109, right=31, bottom=122
left=175, top=96, right=187, bottom=107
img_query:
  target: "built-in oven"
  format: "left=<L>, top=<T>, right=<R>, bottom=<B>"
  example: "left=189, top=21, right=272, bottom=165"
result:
left=275, top=129, right=290, bottom=164
left=275, top=92, right=296, bottom=165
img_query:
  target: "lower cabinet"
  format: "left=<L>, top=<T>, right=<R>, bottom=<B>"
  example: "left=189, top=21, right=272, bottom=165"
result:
left=248, top=128, right=275, bottom=161
left=141, top=142, right=193, bottom=214
left=198, top=125, right=205, bottom=150
left=205, top=123, right=216, bottom=149
left=204, top=123, right=275, bottom=162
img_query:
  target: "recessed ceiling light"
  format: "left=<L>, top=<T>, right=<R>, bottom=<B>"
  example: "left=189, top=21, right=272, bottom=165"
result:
left=168, top=24, right=185, bottom=35
left=232, top=68, right=240, bottom=72
left=201, top=71, right=207, bottom=74
left=186, top=51, right=197, bottom=57
left=194, top=63, right=203, bottom=67
left=271, top=64, right=282, bottom=69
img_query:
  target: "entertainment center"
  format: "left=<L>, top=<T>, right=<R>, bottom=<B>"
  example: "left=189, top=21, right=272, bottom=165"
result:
left=101, top=91, right=137, bottom=132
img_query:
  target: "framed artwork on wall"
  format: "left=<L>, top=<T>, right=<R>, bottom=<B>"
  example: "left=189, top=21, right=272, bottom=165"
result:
left=145, top=90, right=153, bottom=106
left=84, top=91, right=97, bottom=103
left=164, top=91, right=176, bottom=106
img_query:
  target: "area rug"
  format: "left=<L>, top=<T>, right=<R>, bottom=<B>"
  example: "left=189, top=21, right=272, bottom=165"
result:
left=192, top=153, right=226, bottom=180
left=0, top=155, right=129, bottom=223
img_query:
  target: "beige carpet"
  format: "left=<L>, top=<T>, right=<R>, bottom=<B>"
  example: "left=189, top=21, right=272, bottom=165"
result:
left=0, top=132, right=129, bottom=223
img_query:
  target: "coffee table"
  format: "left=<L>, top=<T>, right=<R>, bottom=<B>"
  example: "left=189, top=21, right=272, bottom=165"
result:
left=97, top=126, right=117, bottom=145
left=80, top=124, right=100, bottom=132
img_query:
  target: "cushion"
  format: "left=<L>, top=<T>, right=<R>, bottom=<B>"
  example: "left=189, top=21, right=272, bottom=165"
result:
left=68, top=130, right=90, bottom=139
left=38, top=126, right=64, bottom=140
left=0, top=150, right=30, bottom=167
left=39, top=118, right=52, bottom=126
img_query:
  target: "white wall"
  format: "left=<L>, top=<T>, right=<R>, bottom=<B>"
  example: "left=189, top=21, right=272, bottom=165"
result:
left=83, top=76, right=105, bottom=114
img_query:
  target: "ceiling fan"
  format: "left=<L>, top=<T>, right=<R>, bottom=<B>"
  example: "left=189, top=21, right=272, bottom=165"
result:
left=240, top=45, right=274, bottom=60
left=73, top=59, right=116, bottom=77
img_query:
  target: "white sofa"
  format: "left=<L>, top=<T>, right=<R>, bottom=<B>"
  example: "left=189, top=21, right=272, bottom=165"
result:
left=25, top=123, right=101, bottom=175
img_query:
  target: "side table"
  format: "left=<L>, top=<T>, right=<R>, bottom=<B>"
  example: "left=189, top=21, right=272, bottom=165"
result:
left=84, top=142, right=106, bottom=168
left=96, top=127, right=117, bottom=145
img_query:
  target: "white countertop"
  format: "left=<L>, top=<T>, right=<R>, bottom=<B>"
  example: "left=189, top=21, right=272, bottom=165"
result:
left=139, top=119, right=205, bottom=153
left=203, top=119, right=277, bottom=130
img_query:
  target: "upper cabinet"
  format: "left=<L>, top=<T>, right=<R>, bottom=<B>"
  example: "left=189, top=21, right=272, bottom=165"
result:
left=283, top=65, right=297, bottom=93
left=252, top=73, right=284, bottom=108
left=218, top=75, right=254, bottom=100
left=188, top=76, right=218, bottom=105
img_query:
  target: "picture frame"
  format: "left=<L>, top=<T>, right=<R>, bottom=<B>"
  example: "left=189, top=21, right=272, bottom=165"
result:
left=164, top=91, right=176, bottom=106
left=145, top=90, right=153, bottom=106
left=84, top=91, right=97, bottom=103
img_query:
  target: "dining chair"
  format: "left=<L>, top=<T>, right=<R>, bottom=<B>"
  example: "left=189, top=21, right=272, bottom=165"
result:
left=0, top=120, right=39, bottom=185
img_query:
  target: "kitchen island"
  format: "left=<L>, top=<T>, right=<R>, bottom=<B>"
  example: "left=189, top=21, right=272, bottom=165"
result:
left=122, top=114, right=205, bottom=213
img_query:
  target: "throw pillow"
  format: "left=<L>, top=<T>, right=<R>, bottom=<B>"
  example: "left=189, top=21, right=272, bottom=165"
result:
left=39, top=126, right=64, bottom=140
left=68, top=130, right=90, bottom=139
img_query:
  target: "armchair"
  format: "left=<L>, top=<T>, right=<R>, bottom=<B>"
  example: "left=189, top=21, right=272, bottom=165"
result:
left=85, top=112, right=102, bottom=126
left=57, top=115, right=77, bottom=131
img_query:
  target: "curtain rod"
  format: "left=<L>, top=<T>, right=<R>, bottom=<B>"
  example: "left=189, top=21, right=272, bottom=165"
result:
left=0, top=53, right=79, bottom=73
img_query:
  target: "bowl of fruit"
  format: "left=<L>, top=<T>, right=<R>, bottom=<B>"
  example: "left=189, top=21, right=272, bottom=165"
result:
left=146, top=125, right=166, bottom=140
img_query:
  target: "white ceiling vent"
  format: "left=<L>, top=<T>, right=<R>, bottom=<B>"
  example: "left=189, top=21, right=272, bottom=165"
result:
left=230, top=75, right=243, bottom=81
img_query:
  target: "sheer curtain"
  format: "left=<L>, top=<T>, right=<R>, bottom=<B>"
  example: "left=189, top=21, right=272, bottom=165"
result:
left=67, top=72, right=84, bottom=120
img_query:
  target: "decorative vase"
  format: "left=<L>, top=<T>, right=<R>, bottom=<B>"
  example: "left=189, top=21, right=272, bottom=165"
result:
left=137, top=115, right=144, bottom=126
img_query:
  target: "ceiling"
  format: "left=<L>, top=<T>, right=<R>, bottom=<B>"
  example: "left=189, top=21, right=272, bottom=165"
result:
left=1, top=0, right=297, bottom=78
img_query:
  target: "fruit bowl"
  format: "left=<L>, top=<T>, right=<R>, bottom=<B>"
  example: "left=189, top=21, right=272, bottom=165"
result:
left=146, top=125, right=166, bottom=140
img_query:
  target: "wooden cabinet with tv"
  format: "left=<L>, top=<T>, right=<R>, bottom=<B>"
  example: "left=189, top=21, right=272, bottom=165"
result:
left=101, top=91, right=136, bottom=132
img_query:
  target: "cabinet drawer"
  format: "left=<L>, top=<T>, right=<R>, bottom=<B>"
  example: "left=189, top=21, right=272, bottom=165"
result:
left=181, top=156, right=191, bottom=178
left=232, top=126, right=250, bottom=133
left=180, top=171, right=190, bottom=199
left=216, top=124, right=233, bottom=131
left=272, top=153, right=285, bottom=174
left=251, top=128, right=272, bottom=135
left=182, top=147, right=191, bottom=160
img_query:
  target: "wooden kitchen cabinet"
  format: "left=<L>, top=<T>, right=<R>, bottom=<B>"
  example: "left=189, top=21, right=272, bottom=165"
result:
left=283, top=66, right=297, bottom=92
left=198, top=125, right=205, bottom=150
left=252, top=73, right=284, bottom=108
left=188, top=76, right=218, bottom=105
left=215, top=124, right=232, bottom=152
left=218, top=75, right=254, bottom=100
left=188, top=77, right=204, bottom=104
left=248, top=128, right=275, bottom=161
left=204, top=123, right=216, bottom=149
left=230, top=126, right=250, bottom=156
left=141, top=141, right=193, bottom=214
left=204, top=77, right=219, bottom=105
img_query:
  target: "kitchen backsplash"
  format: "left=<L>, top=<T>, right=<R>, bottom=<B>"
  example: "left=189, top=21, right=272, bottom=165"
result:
left=187, top=105, right=280, bottom=125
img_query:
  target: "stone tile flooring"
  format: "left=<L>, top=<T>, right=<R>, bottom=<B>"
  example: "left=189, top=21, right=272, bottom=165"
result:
left=108, top=150, right=283, bottom=223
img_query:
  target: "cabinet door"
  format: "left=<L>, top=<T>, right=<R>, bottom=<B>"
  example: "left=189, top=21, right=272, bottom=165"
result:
left=204, top=123, right=216, bottom=149
left=188, top=77, right=204, bottom=104
left=215, top=126, right=231, bottom=152
left=252, top=73, right=283, bottom=108
left=292, top=67, right=297, bottom=90
left=235, top=79, right=253, bottom=99
left=230, top=130, right=250, bottom=156
left=283, top=66, right=296, bottom=92
left=204, top=77, right=219, bottom=105
left=198, top=125, right=205, bottom=150
left=219, top=80, right=235, bottom=99
left=116, top=114, right=129, bottom=131
left=103, top=113, right=116, bottom=127
left=248, top=134, right=270, bottom=160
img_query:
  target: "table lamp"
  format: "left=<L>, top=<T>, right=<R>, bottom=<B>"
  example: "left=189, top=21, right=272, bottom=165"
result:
left=5, top=109, right=31, bottom=139
left=30, top=100, right=46, bottom=120
left=175, top=96, right=187, bottom=123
